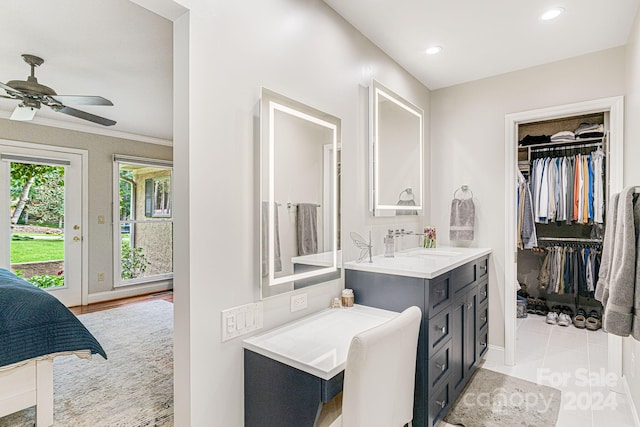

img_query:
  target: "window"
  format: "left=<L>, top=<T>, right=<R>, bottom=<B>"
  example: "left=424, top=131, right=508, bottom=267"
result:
left=114, top=156, right=173, bottom=287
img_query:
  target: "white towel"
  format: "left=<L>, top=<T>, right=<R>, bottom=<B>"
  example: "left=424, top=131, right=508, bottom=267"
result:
left=450, top=197, right=475, bottom=241
left=261, top=202, right=282, bottom=276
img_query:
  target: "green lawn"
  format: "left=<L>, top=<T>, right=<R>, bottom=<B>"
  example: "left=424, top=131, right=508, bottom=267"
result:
left=11, top=239, right=64, bottom=263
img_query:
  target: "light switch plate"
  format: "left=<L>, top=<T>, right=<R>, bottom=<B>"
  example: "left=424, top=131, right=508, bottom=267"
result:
left=221, top=302, right=263, bottom=342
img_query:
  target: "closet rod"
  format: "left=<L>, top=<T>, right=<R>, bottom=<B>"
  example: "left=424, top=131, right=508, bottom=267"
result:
left=537, top=237, right=602, bottom=243
left=519, top=135, right=604, bottom=150
left=528, top=141, right=602, bottom=154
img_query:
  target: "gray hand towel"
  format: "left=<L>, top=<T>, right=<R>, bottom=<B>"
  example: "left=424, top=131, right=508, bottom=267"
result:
left=396, top=199, right=418, bottom=215
left=450, top=197, right=475, bottom=241
left=261, top=201, right=282, bottom=277
left=297, top=203, right=318, bottom=256
left=599, top=187, right=636, bottom=337
left=595, top=193, right=619, bottom=303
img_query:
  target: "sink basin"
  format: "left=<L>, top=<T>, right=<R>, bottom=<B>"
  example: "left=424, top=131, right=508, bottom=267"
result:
left=399, top=248, right=462, bottom=258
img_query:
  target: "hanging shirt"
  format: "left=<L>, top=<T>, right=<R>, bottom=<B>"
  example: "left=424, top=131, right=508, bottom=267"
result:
left=574, top=154, right=581, bottom=222
left=592, top=149, right=605, bottom=223
left=587, top=155, right=594, bottom=221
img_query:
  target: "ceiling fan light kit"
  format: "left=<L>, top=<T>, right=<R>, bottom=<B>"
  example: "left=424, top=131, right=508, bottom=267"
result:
left=0, top=54, right=116, bottom=126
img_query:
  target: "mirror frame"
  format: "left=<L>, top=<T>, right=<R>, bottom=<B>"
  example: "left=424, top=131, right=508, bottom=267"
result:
left=260, top=88, right=341, bottom=298
left=369, top=79, right=424, bottom=216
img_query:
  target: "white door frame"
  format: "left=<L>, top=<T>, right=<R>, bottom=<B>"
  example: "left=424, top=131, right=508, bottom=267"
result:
left=504, top=96, right=624, bottom=375
left=0, top=139, right=89, bottom=306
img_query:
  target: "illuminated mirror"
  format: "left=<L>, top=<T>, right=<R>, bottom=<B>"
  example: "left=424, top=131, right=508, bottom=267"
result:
left=370, top=80, right=423, bottom=216
left=260, top=88, right=341, bottom=299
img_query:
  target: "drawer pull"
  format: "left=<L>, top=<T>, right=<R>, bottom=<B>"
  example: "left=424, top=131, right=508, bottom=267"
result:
left=480, top=316, right=487, bottom=323
left=434, top=288, right=446, bottom=297
left=435, top=400, right=446, bottom=409
left=481, top=291, right=488, bottom=297
left=480, top=341, right=487, bottom=348
left=467, top=302, right=473, bottom=310
left=435, top=325, right=446, bottom=334
left=435, top=362, right=446, bottom=372
left=479, top=265, right=487, bottom=272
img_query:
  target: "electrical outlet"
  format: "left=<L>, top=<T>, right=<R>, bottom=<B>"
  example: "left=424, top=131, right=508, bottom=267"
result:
left=221, top=302, right=263, bottom=342
left=98, top=215, right=105, bottom=224
left=97, top=272, right=104, bottom=281
left=290, top=293, right=308, bottom=312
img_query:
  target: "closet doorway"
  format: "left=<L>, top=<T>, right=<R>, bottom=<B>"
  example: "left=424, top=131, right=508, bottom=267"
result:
left=504, top=97, right=624, bottom=377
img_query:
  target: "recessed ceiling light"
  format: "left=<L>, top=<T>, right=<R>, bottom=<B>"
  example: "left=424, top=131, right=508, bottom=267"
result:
left=541, top=7, right=564, bottom=21
left=425, top=46, right=442, bottom=55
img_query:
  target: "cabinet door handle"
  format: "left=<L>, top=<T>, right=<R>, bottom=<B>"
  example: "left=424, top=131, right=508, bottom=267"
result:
left=481, top=291, right=488, bottom=297
left=435, top=362, right=446, bottom=372
left=434, top=288, right=446, bottom=297
left=480, top=316, right=487, bottom=323
left=479, top=265, right=487, bottom=272
left=480, top=342, right=487, bottom=348
left=467, top=302, right=473, bottom=310
left=435, top=400, right=446, bottom=409
left=435, top=325, right=446, bottom=334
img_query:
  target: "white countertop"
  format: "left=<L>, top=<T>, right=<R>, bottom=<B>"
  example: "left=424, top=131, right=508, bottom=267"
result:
left=243, top=305, right=398, bottom=380
left=343, top=246, right=492, bottom=279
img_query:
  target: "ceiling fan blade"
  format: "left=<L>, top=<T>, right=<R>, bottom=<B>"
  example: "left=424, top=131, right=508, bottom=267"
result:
left=51, top=95, right=113, bottom=106
left=10, top=105, right=37, bottom=121
left=55, top=105, right=116, bottom=126
left=0, top=81, right=23, bottom=98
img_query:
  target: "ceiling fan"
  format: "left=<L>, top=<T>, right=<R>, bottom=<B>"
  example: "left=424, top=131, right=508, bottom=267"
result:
left=0, top=54, right=116, bottom=126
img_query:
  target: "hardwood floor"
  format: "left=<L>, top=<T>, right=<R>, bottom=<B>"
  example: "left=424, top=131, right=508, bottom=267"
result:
left=68, top=291, right=173, bottom=315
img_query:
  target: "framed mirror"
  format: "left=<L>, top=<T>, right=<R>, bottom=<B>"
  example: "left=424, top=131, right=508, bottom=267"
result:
left=369, top=80, right=424, bottom=216
left=260, top=88, right=341, bottom=299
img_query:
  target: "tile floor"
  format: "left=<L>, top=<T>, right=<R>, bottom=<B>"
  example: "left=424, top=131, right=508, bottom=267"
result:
left=473, top=314, right=636, bottom=427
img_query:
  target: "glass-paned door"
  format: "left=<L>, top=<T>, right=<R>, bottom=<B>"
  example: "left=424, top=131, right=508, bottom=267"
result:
left=0, top=144, right=84, bottom=307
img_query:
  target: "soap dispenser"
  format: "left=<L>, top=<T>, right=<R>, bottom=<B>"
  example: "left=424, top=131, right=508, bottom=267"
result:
left=384, top=229, right=395, bottom=257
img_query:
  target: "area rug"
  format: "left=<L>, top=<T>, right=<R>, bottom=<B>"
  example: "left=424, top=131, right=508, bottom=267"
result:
left=0, top=299, right=173, bottom=427
left=443, top=368, right=561, bottom=427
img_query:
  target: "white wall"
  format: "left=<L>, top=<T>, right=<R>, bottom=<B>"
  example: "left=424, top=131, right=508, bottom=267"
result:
left=168, top=0, right=430, bottom=425
left=623, top=8, right=640, bottom=417
left=430, top=47, right=626, bottom=350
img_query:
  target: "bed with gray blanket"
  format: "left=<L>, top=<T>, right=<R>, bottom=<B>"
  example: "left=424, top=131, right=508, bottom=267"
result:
left=0, top=267, right=106, bottom=426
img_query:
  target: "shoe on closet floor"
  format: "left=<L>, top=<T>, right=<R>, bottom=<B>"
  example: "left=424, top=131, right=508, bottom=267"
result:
left=586, top=310, right=602, bottom=331
left=557, top=313, right=571, bottom=327
left=546, top=311, right=558, bottom=325
left=573, top=308, right=587, bottom=329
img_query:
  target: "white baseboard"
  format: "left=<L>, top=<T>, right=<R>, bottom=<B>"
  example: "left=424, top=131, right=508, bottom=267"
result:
left=623, top=375, right=640, bottom=427
left=87, top=280, right=172, bottom=304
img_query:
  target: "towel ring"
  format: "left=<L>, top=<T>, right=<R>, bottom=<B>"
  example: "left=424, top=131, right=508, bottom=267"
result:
left=453, top=185, right=473, bottom=199
left=398, top=187, right=415, bottom=201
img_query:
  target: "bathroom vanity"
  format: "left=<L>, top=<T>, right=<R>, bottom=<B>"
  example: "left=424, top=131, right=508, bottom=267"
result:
left=344, top=246, right=491, bottom=427
left=243, top=305, right=398, bottom=427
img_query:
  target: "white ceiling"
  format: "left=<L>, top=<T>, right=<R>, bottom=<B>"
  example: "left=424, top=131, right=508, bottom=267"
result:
left=2, top=1, right=639, bottom=143
left=324, top=0, right=640, bottom=90
left=0, top=0, right=172, bottom=143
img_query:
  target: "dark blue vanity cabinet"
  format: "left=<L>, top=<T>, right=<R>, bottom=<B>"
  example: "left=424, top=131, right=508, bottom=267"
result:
left=345, top=255, right=489, bottom=427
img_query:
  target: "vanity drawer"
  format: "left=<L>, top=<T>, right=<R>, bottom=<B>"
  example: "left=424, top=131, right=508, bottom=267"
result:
left=427, top=274, right=451, bottom=317
left=477, top=256, right=489, bottom=280
left=428, top=380, right=451, bottom=427
left=427, top=308, right=451, bottom=357
left=478, top=325, right=489, bottom=360
left=477, top=301, right=488, bottom=331
left=477, top=279, right=489, bottom=305
left=451, top=262, right=476, bottom=294
left=427, top=339, right=451, bottom=394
